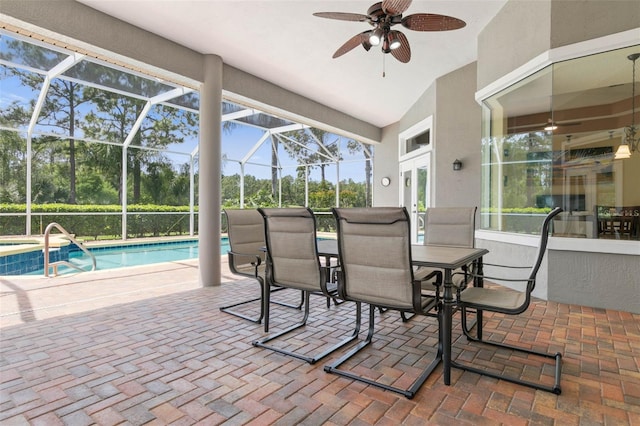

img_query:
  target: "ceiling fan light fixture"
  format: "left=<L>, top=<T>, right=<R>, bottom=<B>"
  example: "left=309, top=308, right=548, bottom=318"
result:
left=369, top=28, right=383, bottom=46
left=314, top=1, right=467, bottom=64
left=388, top=31, right=402, bottom=50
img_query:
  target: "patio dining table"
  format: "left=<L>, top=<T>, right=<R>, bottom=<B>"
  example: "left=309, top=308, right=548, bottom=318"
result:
left=316, top=239, right=489, bottom=386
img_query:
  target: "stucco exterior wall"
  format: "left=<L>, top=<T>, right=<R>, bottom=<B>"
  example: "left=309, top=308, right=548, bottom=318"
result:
left=477, top=0, right=640, bottom=90
left=548, top=250, right=640, bottom=313
left=373, top=122, right=401, bottom=207
left=398, top=82, right=437, bottom=133
left=477, top=0, right=552, bottom=89
left=375, top=62, right=481, bottom=210
left=549, top=0, right=640, bottom=49
left=433, top=62, right=482, bottom=208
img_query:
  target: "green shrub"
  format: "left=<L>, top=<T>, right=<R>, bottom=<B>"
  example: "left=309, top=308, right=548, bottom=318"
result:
left=0, top=203, right=197, bottom=239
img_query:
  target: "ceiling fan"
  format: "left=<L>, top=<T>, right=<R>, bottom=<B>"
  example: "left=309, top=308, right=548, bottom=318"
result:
left=512, top=119, right=583, bottom=133
left=313, top=0, right=466, bottom=63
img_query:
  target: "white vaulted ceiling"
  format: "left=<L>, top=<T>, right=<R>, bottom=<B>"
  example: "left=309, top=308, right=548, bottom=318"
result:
left=77, top=0, right=507, bottom=128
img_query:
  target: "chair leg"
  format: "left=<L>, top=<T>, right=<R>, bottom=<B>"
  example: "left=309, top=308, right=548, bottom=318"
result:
left=219, top=277, right=265, bottom=325
left=459, top=306, right=481, bottom=338
left=324, top=304, right=442, bottom=399
left=263, top=288, right=307, bottom=333
left=270, top=288, right=304, bottom=310
left=253, top=293, right=361, bottom=364
left=400, top=312, right=413, bottom=322
left=453, top=306, right=562, bottom=395
left=219, top=279, right=302, bottom=333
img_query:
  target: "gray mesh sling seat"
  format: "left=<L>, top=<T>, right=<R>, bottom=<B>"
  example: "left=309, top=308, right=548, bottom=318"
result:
left=252, top=208, right=360, bottom=364
left=325, top=207, right=440, bottom=399
left=453, top=207, right=563, bottom=394
left=221, top=209, right=302, bottom=332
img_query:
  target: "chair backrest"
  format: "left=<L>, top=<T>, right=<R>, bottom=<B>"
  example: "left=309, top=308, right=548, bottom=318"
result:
left=224, top=209, right=266, bottom=275
left=527, top=207, right=563, bottom=289
left=424, top=207, right=477, bottom=248
left=258, top=207, right=323, bottom=292
left=333, top=207, right=417, bottom=310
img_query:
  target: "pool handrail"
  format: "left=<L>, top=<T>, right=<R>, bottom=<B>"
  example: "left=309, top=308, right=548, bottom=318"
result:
left=44, top=222, right=97, bottom=277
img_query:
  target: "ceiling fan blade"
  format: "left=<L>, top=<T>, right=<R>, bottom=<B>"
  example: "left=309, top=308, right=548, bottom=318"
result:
left=382, top=0, right=412, bottom=16
left=313, top=12, right=368, bottom=22
left=333, top=32, right=368, bottom=58
left=390, top=32, right=411, bottom=63
left=402, top=13, right=467, bottom=31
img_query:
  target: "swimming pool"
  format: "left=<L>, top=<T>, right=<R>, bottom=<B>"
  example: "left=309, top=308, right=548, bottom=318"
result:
left=63, top=240, right=209, bottom=273
left=4, top=238, right=230, bottom=276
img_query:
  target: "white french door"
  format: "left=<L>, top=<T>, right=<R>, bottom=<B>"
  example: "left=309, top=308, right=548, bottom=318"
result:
left=399, top=153, right=431, bottom=244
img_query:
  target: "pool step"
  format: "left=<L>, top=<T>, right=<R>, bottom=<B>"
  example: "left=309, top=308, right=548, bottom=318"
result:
left=48, top=260, right=89, bottom=277
left=44, top=222, right=96, bottom=277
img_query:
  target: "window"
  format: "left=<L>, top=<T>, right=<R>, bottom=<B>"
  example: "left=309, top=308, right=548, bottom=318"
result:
left=481, top=44, right=640, bottom=240
left=399, top=116, right=432, bottom=160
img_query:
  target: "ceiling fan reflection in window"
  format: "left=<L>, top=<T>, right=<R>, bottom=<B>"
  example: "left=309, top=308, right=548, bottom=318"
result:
left=508, top=118, right=583, bottom=134
left=313, top=0, right=466, bottom=64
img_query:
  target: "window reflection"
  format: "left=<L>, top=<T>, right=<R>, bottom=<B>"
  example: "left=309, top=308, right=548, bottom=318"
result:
left=481, top=44, right=640, bottom=240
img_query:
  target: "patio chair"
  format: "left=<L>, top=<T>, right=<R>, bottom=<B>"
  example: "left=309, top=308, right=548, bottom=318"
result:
left=221, top=209, right=302, bottom=332
left=453, top=207, right=563, bottom=394
left=252, top=207, right=360, bottom=364
left=401, top=206, right=477, bottom=322
left=325, top=207, right=440, bottom=399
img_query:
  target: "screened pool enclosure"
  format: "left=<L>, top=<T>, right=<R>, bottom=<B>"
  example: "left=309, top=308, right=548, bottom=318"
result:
left=0, top=30, right=373, bottom=239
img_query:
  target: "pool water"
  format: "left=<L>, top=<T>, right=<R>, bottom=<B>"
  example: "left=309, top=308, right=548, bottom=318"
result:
left=23, top=239, right=230, bottom=276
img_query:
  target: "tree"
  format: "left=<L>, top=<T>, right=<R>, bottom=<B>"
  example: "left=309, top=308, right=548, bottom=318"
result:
left=2, top=50, right=92, bottom=203
left=220, top=104, right=297, bottom=198
left=82, top=83, right=197, bottom=203
left=347, top=141, right=373, bottom=207
left=0, top=126, right=27, bottom=203
left=280, top=128, right=342, bottom=183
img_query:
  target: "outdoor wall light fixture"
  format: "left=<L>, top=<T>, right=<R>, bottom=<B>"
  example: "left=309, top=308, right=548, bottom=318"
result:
left=615, top=53, right=640, bottom=160
left=453, top=159, right=462, bottom=171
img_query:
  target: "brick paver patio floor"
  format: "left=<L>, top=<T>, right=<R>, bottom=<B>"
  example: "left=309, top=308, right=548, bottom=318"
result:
left=1, top=258, right=639, bottom=425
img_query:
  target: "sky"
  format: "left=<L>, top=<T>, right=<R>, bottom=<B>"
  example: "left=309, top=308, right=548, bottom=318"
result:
left=1, top=60, right=370, bottom=183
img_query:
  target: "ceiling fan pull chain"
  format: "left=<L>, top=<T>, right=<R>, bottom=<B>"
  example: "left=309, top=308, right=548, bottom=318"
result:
left=383, top=54, right=386, bottom=77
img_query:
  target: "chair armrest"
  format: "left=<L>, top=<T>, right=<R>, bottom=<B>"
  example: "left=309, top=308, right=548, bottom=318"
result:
left=483, top=262, right=531, bottom=269
left=228, top=250, right=264, bottom=278
left=452, top=271, right=534, bottom=299
left=452, top=270, right=534, bottom=284
left=228, top=250, right=262, bottom=267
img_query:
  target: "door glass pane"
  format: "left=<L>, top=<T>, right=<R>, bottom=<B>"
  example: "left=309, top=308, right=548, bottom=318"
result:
left=402, top=169, right=412, bottom=211
left=416, top=165, right=428, bottom=243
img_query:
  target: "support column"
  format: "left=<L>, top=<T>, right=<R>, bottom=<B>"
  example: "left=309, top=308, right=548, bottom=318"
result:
left=199, top=55, right=223, bottom=287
